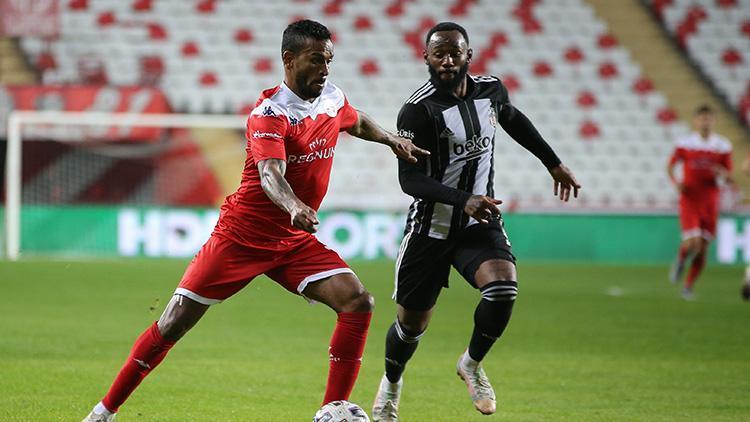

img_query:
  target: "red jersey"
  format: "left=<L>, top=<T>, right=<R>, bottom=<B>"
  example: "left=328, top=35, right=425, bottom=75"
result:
left=214, top=81, right=359, bottom=249
left=669, top=132, right=732, bottom=198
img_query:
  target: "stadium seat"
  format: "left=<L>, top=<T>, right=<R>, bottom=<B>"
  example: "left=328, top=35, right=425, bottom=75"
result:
left=649, top=0, right=750, bottom=122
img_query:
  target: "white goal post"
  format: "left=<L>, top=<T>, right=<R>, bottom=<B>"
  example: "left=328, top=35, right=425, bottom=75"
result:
left=4, top=111, right=246, bottom=261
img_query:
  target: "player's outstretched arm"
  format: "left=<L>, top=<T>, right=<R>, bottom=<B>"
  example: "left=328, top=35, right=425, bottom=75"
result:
left=257, top=158, right=319, bottom=233
left=346, top=110, right=429, bottom=163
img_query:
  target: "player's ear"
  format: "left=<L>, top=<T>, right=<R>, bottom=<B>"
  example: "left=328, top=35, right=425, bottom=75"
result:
left=282, top=50, right=295, bottom=70
left=466, top=47, right=473, bottom=63
left=423, top=49, right=428, bottom=65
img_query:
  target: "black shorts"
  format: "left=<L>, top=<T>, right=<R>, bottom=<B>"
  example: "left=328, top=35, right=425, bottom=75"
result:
left=394, top=220, right=516, bottom=311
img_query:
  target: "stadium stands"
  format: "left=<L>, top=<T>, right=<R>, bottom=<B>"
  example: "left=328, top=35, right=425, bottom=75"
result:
left=11, top=0, right=693, bottom=210
left=649, top=0, right=750, bottom=125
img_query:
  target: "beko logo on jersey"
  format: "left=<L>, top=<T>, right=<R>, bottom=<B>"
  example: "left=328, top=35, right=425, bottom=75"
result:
left=252, top=131, right=283, bottom=139
left=288, top=147, right=335, bottom=164
left=397, top=129, right=414, bottom=140
left=453, top=134, right=491, bottom=156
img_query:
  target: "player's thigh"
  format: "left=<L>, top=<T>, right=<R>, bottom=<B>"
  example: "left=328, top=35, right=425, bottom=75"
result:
left=394, top=232, right=453, bottom=312
left=177, top=234, right=274, bottom=304
left=453, top=222, right=516, bottom=288
left=302, top=272, right=374, bottom=313
left=266, top=236, right=369, bottom=311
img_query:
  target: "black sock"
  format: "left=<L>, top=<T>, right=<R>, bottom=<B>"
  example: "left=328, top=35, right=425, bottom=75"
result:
left=468, top=280, right=517, bottom=362
left=384, top=320, right=423, bottom=383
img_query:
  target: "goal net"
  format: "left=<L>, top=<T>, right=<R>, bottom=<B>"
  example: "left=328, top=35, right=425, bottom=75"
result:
left=3, top=111, right=246, bottom=260
left=2, top=110, right=409, bottom=261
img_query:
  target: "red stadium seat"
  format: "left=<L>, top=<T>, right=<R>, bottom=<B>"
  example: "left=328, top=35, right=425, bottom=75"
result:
left=385, top=0, right=406, bottom=18
left=78, top=57, right=108, bottom=85
left=598, top=61, right=619, bottom=80
left=632, top=77, right=655, bottom=96
left=564, top=46, right=584, bottom=64
left=449, top=0, right=474, bottom=17
left=132, top=0, right=152, bottom=12
left=576, top=91, right=597, bottom=109
left=533, top=61, right=553, bottom=78
left=196, top=0, right=216, bottom=13
left=491, top=31, right=509, bottom=47
left=199, top=71, right=218, bottom=86
left=139, top=55, right=164, bottom=86
left=97, top=11, right=116, bottom=27
left=146, top=23, right=168, bottom=40
left=715, top=0, right=736, bottom=9
left=323, top=0, right=344, bottom=16
left=656, top=107, right=678, bottom=125
left=234, top=29, right=254, bottom=44
left=579, top=120, right=600, bottom=139
left=597, top=33, right=618, bottom=49
left=360, top=59, right=380, bottom=76
left=502, top=74, right=520, bottom=93
left=254, top=57, right=273, bottom=73
left=181, top=41, right=200, bottom=57
left=742, top=20, right=750, bottom=38
left=68, top=0, right=88, bottom=11
left=721, top=48, right=743, bottom=67
left=36, top=51, right=57, bottom=73
left=353, top=15, right=373, bottom=31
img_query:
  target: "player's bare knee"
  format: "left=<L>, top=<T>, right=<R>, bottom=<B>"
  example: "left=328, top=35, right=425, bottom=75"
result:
left=343, top=290, right=374, bottom=313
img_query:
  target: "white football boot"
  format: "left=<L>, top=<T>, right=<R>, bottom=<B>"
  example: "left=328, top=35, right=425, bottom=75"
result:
left=456, top=352, right=496, bottom=415
left=81, top=410, right=116, bottom=422
left=371, top=374, right=402, bottom=422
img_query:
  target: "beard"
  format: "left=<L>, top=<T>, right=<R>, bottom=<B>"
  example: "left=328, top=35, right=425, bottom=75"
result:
left=428, top=62, right=469, bottom=92
left=295, top=73, right=324, bottom=100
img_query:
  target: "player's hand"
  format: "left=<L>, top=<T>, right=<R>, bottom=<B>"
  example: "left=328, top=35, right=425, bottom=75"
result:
left=464, top=195, right=502, bottom=224
left=549, top=164, right=581, bottom=202
left=291, top=204, right=319, bottom=234
left=391, top=137, right=430, bottom=164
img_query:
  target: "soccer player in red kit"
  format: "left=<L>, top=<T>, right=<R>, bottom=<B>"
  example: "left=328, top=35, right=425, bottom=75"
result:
left=82, top=20, right=427, bottom=421
left=668, top=105, right=733, bottom=300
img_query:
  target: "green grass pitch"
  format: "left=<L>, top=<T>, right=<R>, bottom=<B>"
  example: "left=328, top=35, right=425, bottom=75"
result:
left=1, top=260, right=749, bottom=421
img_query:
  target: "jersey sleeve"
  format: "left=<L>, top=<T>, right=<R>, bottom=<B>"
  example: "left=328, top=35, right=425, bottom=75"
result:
left=246, top=114, right=289, bottom=162
left=668, top=146, right=684, bottom=166
left=338, top=97, right=359, bottom=132
left=397, top=102, right=432, bottom=153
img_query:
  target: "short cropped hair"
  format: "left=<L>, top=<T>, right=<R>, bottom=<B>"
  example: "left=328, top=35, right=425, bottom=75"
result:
left=425, top=22, right=469, bottom=46
left=695, top=104, right=714, bottom=115
left=281, top=19, right=332, bottom=54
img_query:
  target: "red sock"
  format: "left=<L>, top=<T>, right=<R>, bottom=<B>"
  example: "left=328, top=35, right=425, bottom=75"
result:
left=322, top=312, right=372, bottom=405
left=685, top=253, right=706, bottom=289
left=102, top=322, right=176, bottom=412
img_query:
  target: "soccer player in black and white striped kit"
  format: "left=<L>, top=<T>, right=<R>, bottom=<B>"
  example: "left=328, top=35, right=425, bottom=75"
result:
left=371, top=22, right=581, bottom=420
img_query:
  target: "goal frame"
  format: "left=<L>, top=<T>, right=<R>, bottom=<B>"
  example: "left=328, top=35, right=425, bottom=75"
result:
left=4, top=110, right=245, bottom=260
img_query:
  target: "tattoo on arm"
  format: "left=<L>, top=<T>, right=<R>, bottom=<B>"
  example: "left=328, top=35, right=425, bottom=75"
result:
left=257, top=158, right=303, bottom=215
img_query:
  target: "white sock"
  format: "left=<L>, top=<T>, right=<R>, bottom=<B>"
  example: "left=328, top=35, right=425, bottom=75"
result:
left=93, top=402, right=113, bottom=416
left=460, top=349, right=479, bottom=370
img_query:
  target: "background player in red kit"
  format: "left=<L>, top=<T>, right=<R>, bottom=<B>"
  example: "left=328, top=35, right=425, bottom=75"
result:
left=668, top=105, right=733, bottom=300
left=82, top=20, right=427, bottom=421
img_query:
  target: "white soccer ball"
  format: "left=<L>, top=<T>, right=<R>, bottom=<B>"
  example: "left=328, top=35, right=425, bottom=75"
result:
left=313, top=400, right=370, bottom=422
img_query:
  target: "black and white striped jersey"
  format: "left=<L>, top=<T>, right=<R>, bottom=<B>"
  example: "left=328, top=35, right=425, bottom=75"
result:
left=397, top=75, right=510, bottom=240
